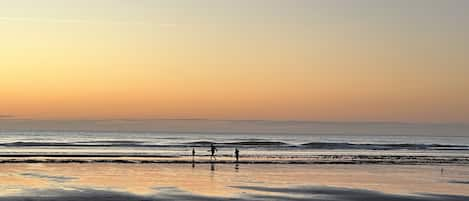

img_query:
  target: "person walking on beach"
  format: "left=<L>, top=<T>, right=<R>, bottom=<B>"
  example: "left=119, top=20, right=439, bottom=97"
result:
left=234, top=148, right=240, bottom=163
left=192, top=148, right=196, bottom=162
left=210, top=144, right=217, bottom=160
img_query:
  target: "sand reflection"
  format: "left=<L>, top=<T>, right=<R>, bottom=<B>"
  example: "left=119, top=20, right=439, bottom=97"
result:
left=1, top=164, right=469, bottom=197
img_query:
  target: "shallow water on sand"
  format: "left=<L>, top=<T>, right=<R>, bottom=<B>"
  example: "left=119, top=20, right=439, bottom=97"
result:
left=1, top=163, right=469, bottom=200
left=1, top=131, right=469, bottom=165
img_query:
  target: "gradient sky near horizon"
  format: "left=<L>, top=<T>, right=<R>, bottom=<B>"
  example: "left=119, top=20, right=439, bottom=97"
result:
left=0, top=0, right=468, bottom=123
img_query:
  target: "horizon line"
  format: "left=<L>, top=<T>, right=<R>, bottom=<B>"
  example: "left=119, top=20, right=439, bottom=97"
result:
left=0, top=117, right=467, bottom=126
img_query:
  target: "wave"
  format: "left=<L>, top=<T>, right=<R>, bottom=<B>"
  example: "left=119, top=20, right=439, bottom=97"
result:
left=1, top=141, right=468, bottom=151
left=0, top=140, right=289, bottom=148
left=301, top=142, right=469, bottom=150
left=184, top=141, right=288, bottom=146
left=184, top=141, right=214, bottom=145
left=0, top=142, right=145, bottom=147
left=75, top=140, right=144, bottom=144
left=3, top=142, right=75, bottom=147
left=225, top=141, right=288, bottom=146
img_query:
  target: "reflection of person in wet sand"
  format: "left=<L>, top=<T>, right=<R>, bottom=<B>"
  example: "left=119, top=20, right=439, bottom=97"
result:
left=210, top=162, right=215, bottom=171
left=234, top=148, right=240, bottom=163
left=210, top=144, right=217, bottom=160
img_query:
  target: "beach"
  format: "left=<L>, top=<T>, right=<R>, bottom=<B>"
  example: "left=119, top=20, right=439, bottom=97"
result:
left=0, top=130, right=468, bottom=200
left=0, top=163, right=468, bottom=201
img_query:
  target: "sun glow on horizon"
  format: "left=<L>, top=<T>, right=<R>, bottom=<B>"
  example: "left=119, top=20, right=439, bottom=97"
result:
left=1, top=1, right=468, bottom=123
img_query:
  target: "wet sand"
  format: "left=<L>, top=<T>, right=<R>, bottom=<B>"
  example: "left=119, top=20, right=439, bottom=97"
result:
left=0, top=154, right=468, bottom=165
left=0, top=163, right=468, bottom=200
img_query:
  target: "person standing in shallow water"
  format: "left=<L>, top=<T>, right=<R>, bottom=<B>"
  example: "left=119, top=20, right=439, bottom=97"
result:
left=192, top=148, right=196, bottom=161
left=191, top=148, right=196, bottom=168
left=210, top=144, right=217, bottom=160
left=234, top=148, right=240, bottom=163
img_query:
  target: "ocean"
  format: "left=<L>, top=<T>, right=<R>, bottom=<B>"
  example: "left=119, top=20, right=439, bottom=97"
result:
left=1, top=121, right=469, bottom=200
left=0, top=130, right=468, bottom=164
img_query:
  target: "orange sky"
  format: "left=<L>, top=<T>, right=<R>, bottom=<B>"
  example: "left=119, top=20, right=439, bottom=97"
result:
left=1, top=1, right=468, bottom=123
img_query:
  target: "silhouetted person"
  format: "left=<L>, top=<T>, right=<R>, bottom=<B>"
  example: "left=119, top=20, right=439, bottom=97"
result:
left=234, top=148, right=240, bottom=163
left=210, top=144, right=217, bottom=160
left=192, top=148, right=196, bottom=168
left=441, top=168, right=444, bottom=175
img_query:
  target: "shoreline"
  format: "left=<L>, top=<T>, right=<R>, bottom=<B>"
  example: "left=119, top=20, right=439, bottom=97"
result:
left=0, top=155, right=468, bottom=165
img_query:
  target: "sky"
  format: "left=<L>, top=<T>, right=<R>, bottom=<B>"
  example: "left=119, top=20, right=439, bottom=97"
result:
left=0, top=0, right=468, bottom=123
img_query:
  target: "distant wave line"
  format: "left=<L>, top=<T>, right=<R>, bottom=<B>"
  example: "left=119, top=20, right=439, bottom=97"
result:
left=1, top=141, right=468, bottom=151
